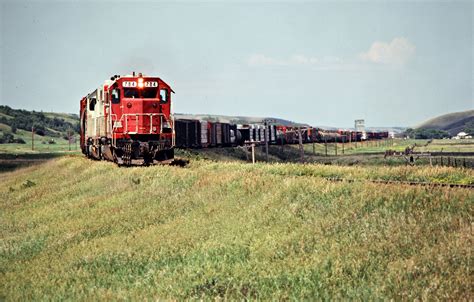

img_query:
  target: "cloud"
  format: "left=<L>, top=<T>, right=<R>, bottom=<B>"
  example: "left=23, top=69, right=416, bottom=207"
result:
left=247, top=54, right=343, bottom=67
left=247, top=54, right=285, bottom=66
left=359, top=37, right=415, bottom=65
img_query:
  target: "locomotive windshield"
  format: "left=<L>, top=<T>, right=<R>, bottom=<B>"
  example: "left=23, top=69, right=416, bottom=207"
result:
left=123, top=88, right=158, bottom=99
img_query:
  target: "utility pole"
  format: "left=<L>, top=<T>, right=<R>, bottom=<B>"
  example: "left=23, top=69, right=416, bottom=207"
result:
left=342, top=135, right=345, bottom=154
left=68, top=126, right=71, bottom=151
left=264, top=121, right=269, bottom=162
left=31, top=126, right=34, bottom=151
left=325, top=135, right=328, bottom=156
left=251, top=143, right=255, bottom=164
left=298, top=127, right=304, bottom=162
left=335, top=139, right=338, bottom=156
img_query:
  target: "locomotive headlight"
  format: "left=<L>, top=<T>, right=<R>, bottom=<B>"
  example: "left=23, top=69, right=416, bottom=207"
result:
left=127, top=102, right=132, bottom=108
left=138, top=78, right=144, bottom=89
left=152, top=126, right=157, bottom=132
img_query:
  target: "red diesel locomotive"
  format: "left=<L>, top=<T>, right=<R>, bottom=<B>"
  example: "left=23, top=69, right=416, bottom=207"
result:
left=80, top=72, right=175, bottom=165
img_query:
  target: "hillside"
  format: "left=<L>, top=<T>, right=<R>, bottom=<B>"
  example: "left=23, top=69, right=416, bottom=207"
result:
left=416, top=109, right=474, bottom=135
left=1, top=156, right=472, bottom=300
left=0, top=106, right=79, bottom=138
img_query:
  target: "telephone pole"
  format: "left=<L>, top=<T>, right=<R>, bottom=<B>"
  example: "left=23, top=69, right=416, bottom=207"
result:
left=264, top=121, right=269, bottom=162
left=342, top=135, right=345, bottom=154
left=68, top=126, right=71, bottom=151
left=251, top=143, right=255, bottom=164
left=324, top=135, right=328, bottom=156
left=298, top=127, right=304, bottom=162
left=31, top=126, right=34, bottom=151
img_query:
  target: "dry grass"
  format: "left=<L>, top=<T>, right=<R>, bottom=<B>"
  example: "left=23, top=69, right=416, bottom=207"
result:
left=0, top=155, right=473, bottom=300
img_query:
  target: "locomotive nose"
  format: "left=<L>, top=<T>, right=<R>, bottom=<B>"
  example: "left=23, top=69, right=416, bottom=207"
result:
left=122, top=98, right=164, bottom=135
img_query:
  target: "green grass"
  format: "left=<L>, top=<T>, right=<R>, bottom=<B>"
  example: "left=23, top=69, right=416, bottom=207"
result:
left=416, top=139, right=474, bottom=153
left=299, top=139, right=474, bottom=156
left=300, top=139, right=425, bottom=156
left=0, top=124, right=80, bottom=154
left=1, top=156, right=472, bottom=300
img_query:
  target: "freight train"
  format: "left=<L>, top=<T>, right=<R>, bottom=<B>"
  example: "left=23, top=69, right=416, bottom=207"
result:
left=81, top=73, right=390, bottom=165
left=173, top=120, right=389, bottom=149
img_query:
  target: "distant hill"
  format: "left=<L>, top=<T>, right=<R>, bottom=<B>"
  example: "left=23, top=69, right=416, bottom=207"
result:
left=415, top=109, right=474, bottom=136
left=0, top=105, right=79, bottom=138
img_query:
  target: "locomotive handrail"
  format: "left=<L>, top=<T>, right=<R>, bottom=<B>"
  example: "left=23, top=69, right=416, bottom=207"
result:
left=111, top=113, right=172, bottom=135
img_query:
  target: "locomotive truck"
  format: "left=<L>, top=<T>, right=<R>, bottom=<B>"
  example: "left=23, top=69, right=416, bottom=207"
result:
left=80, top=72, right=175, bottom=165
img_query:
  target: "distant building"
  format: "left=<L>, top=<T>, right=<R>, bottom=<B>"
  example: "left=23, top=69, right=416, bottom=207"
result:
left=453, top=132, right=472, bottom=139
left=355, top=119, right=366, bottom=139
left=355, top=119, right=365, bottom=132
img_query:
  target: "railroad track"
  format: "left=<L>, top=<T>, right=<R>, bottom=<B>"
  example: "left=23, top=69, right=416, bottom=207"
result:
left=323, top=177, right=474, bottom=189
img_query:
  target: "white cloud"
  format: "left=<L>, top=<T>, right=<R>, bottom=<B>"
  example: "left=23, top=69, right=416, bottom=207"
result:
left=247, top=54, right=284, bottom=66
left=247, top=54, right=342, bottom=67
left=359, top=37, right=415, bottom=65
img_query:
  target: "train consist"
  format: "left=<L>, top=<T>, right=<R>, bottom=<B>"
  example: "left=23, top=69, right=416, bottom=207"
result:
left=80, top=73, right=389, bottom=165
left=174, top=120, right=389, bottom=149
left=175, top=119, right=389, bottom=149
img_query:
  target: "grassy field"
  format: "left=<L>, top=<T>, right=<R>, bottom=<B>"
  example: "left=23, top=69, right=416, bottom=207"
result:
left=300, top=138, right=419, bottom=156
left=187, top=139, right=474, bottom=168
left=0, top=123, right=80, bottom=154
left=416, top=139, right=474, bottom=153
left=1, top=155, right=473, bottom=300
left=299, top=139, right=474, bottom=156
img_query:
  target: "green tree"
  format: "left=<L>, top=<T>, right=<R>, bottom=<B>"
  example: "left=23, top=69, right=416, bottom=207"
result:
left=463, top=121, right=474, bottom=136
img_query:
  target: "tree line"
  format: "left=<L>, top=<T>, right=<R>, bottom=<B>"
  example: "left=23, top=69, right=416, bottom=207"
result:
left=0, top=105, right=80, bottom=137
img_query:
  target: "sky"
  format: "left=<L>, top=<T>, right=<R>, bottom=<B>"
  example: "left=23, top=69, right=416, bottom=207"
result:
left=0, top=0, right=472, bottom=128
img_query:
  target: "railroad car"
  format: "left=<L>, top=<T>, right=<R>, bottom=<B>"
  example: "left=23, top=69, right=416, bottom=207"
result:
left=200, top=120, right=209, bottom=147
left=175, top=119, right=201, bottom=148
left=80, top=72, right=174, bottom=165
left=318, top=130, right=340, bottom=143
left=366, top=131, right=389, bottom=140
left=237, top=125, right=251, bottom=142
